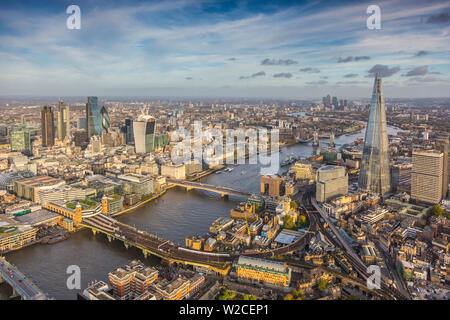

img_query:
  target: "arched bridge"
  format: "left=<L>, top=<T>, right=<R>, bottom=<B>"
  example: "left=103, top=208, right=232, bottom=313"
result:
left=166, top=178, right=252, bottom=198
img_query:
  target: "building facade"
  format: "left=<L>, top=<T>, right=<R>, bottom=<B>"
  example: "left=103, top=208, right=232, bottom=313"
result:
left=358, top=73, right=391, bottom=195
left=41, top=106, right=55, bottom=147
left=411, top=150, right=444, bottom=204
left=133, top=115, right=156, bottom=154
left=234, top=256, right=291, bottom=288
left=316, top=165, right=348, bottom=203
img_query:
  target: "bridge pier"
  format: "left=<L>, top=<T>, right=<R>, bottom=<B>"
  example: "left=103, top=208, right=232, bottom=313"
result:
left=9, top=287, right=19, bottom=299
left=107, top=235, right=112, bottom=243
left=220, top=194, right=229, bottom=199
left=0, top=275, right=4, bottom=284
left=186, top=187, right=193, bottom=192
left=92, top=229, right=97, bottom=236
left=142, top=250, right=148, bottom=258
left=124, top=242, right=129, bottom=249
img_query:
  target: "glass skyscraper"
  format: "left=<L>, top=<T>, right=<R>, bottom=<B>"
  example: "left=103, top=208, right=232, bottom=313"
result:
left=41, top=106, right=55, bottom=147
left=358, top=73, right=391, bottom=195
left=57, top=100, right=70, bottom=142
left=86, top=97, right=110, bottom=137
left=133, top=115, right=156, bottom=154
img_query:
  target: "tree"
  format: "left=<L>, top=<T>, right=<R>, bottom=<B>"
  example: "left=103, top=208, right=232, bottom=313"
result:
left=297, top=215, right=307, bottom=227
left=290, top=201, right=298, bottom=210
left=284, top=215, right=294, bottom=229
left=318, top=279, right=328, bottom=291
left=431, top=204, right=445, bottom=217
left=291, top=289, right=299, bottom=298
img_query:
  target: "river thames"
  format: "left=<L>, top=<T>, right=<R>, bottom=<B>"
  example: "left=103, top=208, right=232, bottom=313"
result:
left=0, top=120, right=401, bottom=299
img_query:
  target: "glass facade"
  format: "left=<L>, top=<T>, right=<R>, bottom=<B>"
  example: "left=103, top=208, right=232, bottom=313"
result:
left=133, top=116, right=156, bottom=153
left=358, top=73, right=391, bottom=195
left=86, top=97, right=110, bottom=137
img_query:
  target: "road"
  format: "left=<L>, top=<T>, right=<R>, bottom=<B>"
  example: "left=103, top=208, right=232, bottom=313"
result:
left=0, top=256, right=45, bottom=300
left=166, top=178, right=252, bottom=198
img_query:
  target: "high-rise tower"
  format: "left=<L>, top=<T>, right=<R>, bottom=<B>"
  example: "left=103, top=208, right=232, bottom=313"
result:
left=86, top=97, right=109, bottom=138
left=133, top=115, right=156, bottom=154
left=41, top=106, right=55, bottom=147
left=57, top=100, right=70, bottom=142
left=358, top=73, right=391, bottom=195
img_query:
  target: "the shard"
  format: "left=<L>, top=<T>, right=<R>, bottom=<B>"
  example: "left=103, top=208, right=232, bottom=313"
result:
left=358, top=73, right=391, bottom=195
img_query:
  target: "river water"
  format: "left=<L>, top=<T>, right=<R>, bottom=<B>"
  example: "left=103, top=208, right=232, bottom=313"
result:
left=0, top=117, right=401, bottom=299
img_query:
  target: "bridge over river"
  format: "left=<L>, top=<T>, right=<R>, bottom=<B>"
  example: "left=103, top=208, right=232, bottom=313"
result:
left=166, top=178, right=253, bottom=198
left=0, top=256, right=46, bottom=300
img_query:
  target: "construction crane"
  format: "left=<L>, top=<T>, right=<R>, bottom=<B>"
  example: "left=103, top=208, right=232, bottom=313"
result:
left=244, top=212, right=251, bottom=237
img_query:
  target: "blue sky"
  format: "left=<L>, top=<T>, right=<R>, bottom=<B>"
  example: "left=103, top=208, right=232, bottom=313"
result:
left=0, top=0, right=449, bottom=98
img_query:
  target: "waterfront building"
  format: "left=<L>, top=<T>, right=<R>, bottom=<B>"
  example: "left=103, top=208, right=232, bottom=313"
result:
left=117, top=173, right=153, bottom=198
left=57, top=100, right=70, bottom=142
left=43, top=201, right=83, bottom=227
left=0, top=215, right=38, bottom=253
left=260, top=175, right=283, bottom=197
left=230, top=203, right=258, bottom=222
left=316, top=165, right=348, bottom=203
left=234, top=256, right=291, bottom=288
left=358, top=73, right=391, bottom=195
left=108, top=260, right=159, bottom=300
left=411, top=150, right=444, bottom=204
left=10, top=130, right=31, bottom=152
left=133, top=115, right=156, bottom=153
left=41, top=106, right=55, bottom=147
left=161, top=163, right=186, bottom=180
left=209, top=217, right=233, bottom=234
left=13, top=175, right=66, bottom=203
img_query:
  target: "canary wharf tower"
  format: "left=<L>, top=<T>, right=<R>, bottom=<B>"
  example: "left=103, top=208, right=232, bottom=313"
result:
left=358, top=73, right=391, bottom=195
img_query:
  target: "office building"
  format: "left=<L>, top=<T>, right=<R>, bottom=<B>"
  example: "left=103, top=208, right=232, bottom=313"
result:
left=86, top=97, right=109, bottom=137
left=233, top=256, right=291, bottom=288
left=133, top=115, right=156, bottom=153
left=161, top=163, right=186, bottom=180
left=411, top=150, right=444, bottom=204
left=10, top=130, right=31, bottom=152
left=57, top=100, right=70, bottom=142
left=41, top=106, right=55, bottom=147
left=14, top=175, right=66, bottom=203
left=358, top=73, right=391, bottom=195
left=124, top=119, right=134, bottom=144
left=108, top=260, right=159, bottom=300
left=316, top=165, right=348, bottom=203
left=260, top=175, right=283, bottom=197
left=117, top=173, right=153, bottom=198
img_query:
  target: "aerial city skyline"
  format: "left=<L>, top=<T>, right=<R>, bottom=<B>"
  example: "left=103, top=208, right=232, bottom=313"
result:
left=0, top=0, right=449, bottom=309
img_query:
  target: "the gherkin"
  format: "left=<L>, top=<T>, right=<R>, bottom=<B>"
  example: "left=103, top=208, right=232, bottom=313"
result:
left=358, top=73, right=391, bottom=195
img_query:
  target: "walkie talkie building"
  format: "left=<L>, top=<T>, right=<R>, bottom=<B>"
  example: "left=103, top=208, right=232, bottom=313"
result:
left=358, top=73, right=391, bottom=195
